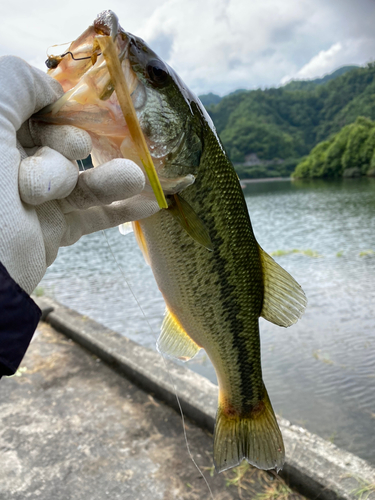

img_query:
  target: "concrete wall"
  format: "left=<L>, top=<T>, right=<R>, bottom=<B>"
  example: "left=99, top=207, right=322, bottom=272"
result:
left=34, top=296, right=375, bottom=500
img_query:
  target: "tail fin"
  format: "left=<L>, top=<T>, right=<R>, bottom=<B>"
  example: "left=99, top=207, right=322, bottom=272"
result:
left=213, top=390, right=285, bottom=473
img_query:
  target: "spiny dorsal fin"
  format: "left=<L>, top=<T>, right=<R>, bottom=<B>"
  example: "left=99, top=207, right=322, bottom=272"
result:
left=259, top=246, right=307, bottom=327
left=132, top=220, right=150, bottom=266
left=157, top=308, right=201, bottom=361
left=167, top=194, right=213, bottom=251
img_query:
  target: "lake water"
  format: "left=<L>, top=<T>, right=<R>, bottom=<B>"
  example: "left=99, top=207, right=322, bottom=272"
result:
left=40, top=177, right=375, bottom=465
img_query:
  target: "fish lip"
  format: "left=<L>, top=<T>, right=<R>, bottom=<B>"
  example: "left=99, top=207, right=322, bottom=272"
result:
left=93, top=11, right=131, bottom=65
left=93, top=10, right=120, bottom=38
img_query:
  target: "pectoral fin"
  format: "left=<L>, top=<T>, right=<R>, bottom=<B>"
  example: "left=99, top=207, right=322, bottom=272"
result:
left=168, top=194, right=213, bottom=251
left=259, top=246, right=307, bottom=327
left=159, top=174, right=195, bottom=195
left=157, top=308, right=201, bottom=361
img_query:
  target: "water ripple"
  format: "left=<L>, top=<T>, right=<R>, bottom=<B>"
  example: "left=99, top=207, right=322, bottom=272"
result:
left=41, top=178, right=375, bottom=464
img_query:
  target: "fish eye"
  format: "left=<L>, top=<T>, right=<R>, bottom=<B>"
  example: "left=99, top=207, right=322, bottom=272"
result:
left=146, top=59, right=168, bottom=86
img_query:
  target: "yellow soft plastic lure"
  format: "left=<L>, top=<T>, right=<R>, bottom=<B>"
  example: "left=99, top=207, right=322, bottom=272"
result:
left=97, top=36, right=167, bottom=210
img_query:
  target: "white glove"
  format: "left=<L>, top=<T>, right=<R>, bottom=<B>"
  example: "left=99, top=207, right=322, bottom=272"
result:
left=0, top=56, right=159, bottom=295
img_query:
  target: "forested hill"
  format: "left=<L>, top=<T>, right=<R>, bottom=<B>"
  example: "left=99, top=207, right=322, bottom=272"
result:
left=282, top=66, right=358, bottom=91
left=293, top=116, right=375, bottom=179
left=202, top=64, right=375, bottom=171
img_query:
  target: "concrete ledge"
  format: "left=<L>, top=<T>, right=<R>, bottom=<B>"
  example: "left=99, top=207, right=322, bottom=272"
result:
left=33, top=296, right=375, bottom=500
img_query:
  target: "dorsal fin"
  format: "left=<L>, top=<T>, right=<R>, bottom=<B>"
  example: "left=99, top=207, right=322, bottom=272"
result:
left=167, top=194, right=213, bottom=251
left=259, top=246, right=307, bottom=327
left=132, top=220, right=150, bottom=266
left=157, top=308, right=201, bottom=361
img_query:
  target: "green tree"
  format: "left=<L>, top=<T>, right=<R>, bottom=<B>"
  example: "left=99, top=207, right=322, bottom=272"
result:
left=293, top=116, right=375, bottom=179
left=204, top=63, right=375, bottom=175
left=342, top=117, right=372, bottom=172
left=361, top=127, right=375, bottom=173
left=293, top=157, right=312, bottom=179
left=293, top=140, right=332, bottom=178
left=321, top=124, right=354, bottom=177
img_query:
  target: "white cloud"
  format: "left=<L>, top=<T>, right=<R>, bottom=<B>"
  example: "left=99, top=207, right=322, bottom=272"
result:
left=282, top=35, right=374, bottom=84
left=1, top=0, right=375, bottom=95
left=280, top=42, right=345, bottom=84
left=139, top=0, right=315, bottom=93
left=294, top=42, right=343, bottom=80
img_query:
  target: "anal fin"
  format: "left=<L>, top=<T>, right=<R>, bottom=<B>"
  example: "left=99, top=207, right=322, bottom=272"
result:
left=157, top=308, right=201, bottom=361
left=259, top=246, right=307, bottom=327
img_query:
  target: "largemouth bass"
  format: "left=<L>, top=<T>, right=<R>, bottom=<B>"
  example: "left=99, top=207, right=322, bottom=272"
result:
left=39, top=11, right=306, bottom=473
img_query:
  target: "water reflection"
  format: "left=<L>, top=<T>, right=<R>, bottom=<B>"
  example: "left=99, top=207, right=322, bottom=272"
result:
left=41, top=178, right=375, bottom=464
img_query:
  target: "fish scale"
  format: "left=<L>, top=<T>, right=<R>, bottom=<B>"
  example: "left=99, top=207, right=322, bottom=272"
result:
left=139, top=120, right=269, bottom=441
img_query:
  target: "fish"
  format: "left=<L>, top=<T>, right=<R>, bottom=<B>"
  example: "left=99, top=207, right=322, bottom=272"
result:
left=38, top=10, right=307, bottom=473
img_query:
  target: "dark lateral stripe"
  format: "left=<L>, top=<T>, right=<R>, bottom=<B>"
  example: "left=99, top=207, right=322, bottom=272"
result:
left=206, top=197, right=263, bottom=410
left=188, top=126, right=265, bottom=412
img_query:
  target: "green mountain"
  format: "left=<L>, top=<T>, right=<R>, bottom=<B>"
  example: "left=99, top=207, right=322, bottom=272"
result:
left=199, top=89, right=248, bottom=107
left=199, top=93, right=222, bottom=107
left=202, top=63, right=375, bottom=178
left=282, top=66, right=358, bottom=91
left=293, top=116, right=375, bottom=179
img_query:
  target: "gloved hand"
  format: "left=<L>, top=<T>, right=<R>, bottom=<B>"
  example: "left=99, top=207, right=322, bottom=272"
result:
left=0, top=56, right=159, bottom=295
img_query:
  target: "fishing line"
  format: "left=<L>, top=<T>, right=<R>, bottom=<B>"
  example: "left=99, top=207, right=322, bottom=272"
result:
left=78, top=159, right=214, bottom=499
left=101, top=229, right=215, bottom=500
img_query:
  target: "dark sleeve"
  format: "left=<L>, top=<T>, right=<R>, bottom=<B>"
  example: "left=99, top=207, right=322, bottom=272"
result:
left=0, top=262, right=41, bottom=378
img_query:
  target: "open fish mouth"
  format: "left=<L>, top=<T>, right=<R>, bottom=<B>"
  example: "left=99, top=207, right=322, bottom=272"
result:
left=45, top=10, right=126, bottom=88
left=36, top=11, right=195, bottom=204
left=39, top=12, right=135, bottom=135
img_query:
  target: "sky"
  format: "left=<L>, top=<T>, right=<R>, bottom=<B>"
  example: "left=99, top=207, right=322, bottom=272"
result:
left=1, top=0, right=375, bottom=96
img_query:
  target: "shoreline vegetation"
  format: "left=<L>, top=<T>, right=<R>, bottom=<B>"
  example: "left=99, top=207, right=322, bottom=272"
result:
left=200, top=63, right=375, bottom=181
left=292, top=116, right=375, bottom=179
left=241, top=176, right=291, bottom=183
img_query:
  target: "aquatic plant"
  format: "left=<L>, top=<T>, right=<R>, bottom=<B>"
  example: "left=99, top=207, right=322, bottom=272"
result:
left=359, top=250, right=375, bottom=257
left=270, top=249, right=322, bottom=258
left=312, top=350, right=334, bottom=365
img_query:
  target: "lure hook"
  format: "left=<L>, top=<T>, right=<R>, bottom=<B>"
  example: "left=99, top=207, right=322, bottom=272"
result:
left=45, top=51, right=101, bottom=69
